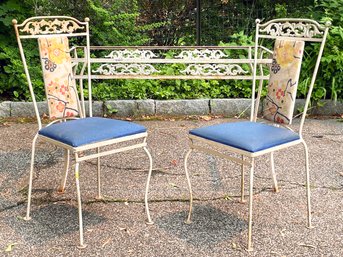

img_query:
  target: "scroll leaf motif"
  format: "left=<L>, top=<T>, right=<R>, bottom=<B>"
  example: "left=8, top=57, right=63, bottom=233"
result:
left=259, top=22, right=322, bottom=38
left=105, top=49, right=158, bottom=59
left=92, top=64, right=160, bottom=75
left=181, top=64, right=249, bottom=76
left=20, top=19, right=84, bottom=35
left=175, top=49, right=228, bottom=59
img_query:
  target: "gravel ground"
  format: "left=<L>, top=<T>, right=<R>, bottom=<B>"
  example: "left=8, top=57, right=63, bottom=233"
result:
left=0, top=117, right=342, bottom=256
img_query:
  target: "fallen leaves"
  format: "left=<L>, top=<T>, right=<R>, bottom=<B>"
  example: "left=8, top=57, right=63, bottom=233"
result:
left=171, top=159, right=177, bottom=166
left=119, top=227, right=131, bottom=236
left=16, top=216, right=25, bottom=221
left=223, top=194, right=233, bottom=201
left=101, top=238, right=111, bottom=248
left=199, top=115, right=212, bottom=121
left=0, top=121, right=13, bottom=127
left=5, top=243, right=18, bottom=252
left=280, top=228, right=287, bottom=237
left=169, top=182, right=179, bottom=188
left=298, top=243, right=316, bottom=249
left=231, top=242, right=242, bottom=251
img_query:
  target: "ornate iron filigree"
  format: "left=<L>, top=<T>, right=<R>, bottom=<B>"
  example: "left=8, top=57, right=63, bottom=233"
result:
left=92, top=64, right=159, bottom=75
left=181, top=64, right=249, bottom=76
left=20, top=19, right=84, bottom=35
left=259, top=22, right=322, bottom=38
left=175, top=49, right=228, bottom=59
left=105, top=49, right=158, bottom=59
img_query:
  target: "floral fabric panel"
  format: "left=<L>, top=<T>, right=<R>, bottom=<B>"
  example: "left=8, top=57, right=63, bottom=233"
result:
left=38, top=36, right=79, bottom=119
left=263, top=39, right=304, bottom=125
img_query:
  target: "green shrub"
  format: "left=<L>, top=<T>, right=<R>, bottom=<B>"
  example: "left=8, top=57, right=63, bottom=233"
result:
left=0, top=0, right=341, bottom=102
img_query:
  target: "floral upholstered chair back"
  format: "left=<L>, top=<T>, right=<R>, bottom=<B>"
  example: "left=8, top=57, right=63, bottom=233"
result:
left=38, top=36, right=80, bottom=119
left=263, top=39, right=304, bottom=125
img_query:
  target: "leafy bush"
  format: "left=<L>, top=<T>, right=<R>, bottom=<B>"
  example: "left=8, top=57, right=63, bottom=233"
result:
left=0, top=0, right=341, bottom=102
left=0, top=1, right=42, bottom=101
left=310, top=0, right=343, bottom=101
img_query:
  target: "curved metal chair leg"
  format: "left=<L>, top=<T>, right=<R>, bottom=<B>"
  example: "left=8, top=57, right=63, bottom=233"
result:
left=75, top=162, right=86, bottom=248
left=24, top=133, right=39, bottom=221
left=143, top=146, right=154, bottom=225
left=96, top=147, right=102, bottom=200
left=301, top=140, right=313, bottom=229
left=240, top=155, right=246, bottom=203
left=247, top=158, right=255, bottom=252
left=270, top=152, right=279, bottom=192
left=184, top=149, right=193, bottom=224
left=58, top=149, right=70, bottom=194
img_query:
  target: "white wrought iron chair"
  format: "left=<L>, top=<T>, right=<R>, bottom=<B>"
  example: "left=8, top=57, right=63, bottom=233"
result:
left=184, top=18, right=330, bottom=251
left=13, top=16, right=154, bottom=248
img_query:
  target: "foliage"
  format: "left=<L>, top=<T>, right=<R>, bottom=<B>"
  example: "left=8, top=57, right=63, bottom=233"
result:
left=0, top=0, right=42, bottom=101
left=0, top=0, right=163, bottom=101
left=313, top=0, right=343, bottom=101
left=138, top=0, right=195, bottom=46
left=87, top=0, right=165, bottom=46
left=0, top=0, right=342, bottom=102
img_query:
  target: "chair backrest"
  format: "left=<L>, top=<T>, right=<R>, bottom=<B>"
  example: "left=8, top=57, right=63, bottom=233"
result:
left=13, top=16, right=92, bottom=129
left=250, top=18, right=330, bottom=135
left=38, top=36, right=80, bottom=119
left=263, top=39, right=304, bottom=124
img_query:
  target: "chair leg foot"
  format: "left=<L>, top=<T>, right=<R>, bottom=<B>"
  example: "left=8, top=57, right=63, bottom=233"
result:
left=146, top=220, right=154, bottom=225
left=23, top=216, right=31, bottom=221
left=77, top=244, right=87, bottom=249
left=246, top=246, right=253, bottom=252
left=184, top=219, right=192, bottom=225
left=57, top=188, right=65, bottom=194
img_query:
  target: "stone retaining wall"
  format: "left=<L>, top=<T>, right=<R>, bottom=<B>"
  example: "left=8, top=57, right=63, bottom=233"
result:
left=0, top=99, right=342, bottom=118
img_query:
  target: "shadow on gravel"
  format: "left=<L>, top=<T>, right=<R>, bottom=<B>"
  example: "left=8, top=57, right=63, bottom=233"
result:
left=155, top=205, right=246, bottom=247
left=0, top=149, right=63, bottom=191
left=6, top=203, right=105, bottom=245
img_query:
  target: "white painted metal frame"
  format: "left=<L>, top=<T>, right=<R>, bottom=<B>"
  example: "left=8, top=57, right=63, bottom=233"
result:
left=13, top=16, right=154, bottom=248
left=71, top=45, right=273, bottom=81
left=184, top=18, right=330, bottom=251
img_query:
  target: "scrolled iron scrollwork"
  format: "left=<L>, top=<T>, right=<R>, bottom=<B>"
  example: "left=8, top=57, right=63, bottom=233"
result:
left=105, top=49, right=158, bottom=59
left=259, top=21, right=322, bottom=38
left=92, top=64, right=159, bottom=75
left=19, top=19, right=84, bottom=35
left=175, top=49, right=228, bottom=59
left=181, top=64, right=249, bottom=76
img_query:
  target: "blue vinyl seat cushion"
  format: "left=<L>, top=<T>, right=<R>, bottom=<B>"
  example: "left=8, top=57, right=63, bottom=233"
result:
left=39, top=117, right=147, bottom=147
left=189, top=121, right=300, bottom=153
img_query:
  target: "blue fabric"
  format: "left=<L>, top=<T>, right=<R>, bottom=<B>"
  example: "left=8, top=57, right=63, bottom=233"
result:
left=189, top=121, right=300, bottom=153
left=39, top=117, right=147, bottom=147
